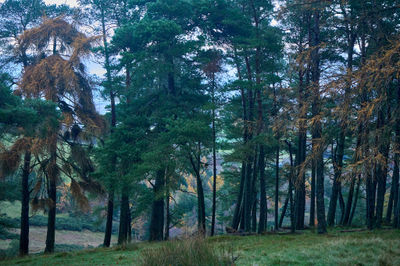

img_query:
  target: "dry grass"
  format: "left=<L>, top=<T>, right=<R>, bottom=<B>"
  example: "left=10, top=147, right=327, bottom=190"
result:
left=140, top=237, right=232, bottom=266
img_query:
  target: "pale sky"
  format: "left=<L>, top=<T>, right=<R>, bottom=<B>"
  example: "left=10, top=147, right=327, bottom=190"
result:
left=44, top=0, right=78, bottom=7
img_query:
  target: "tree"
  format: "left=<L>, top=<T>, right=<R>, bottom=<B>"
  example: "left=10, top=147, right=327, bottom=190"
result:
left=17, top=17, right=104, bottom=252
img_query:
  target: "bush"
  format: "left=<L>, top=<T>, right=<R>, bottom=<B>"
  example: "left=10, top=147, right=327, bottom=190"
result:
left=140, top=237, right=232, bottom=266
left=54, top=244, right=86, bottom=253
left=0, top=239, right=19, bottom=259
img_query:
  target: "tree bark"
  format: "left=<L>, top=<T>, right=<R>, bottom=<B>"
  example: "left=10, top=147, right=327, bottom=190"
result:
left=258, top=144, right=267, bottom=232
left=103, top=188, right=114, bottom=247
left=19, top=151, right=31, bottom=256
left=118, top=191, right=129, bottom=245
left=375, top=101, right=391, bottom=228
left=393, top=85, right=400, bottom=227
left=328, top=134, right=345, bottom=226
left=165, top=170, right=170, bottom=240
left=45, top=135, right=58, bottom=253
left=251, top=149, right=258, bottom=232
left=211, top=74, right=217, bottom=236
left=149, top=169, right=165, bottom=241
left=309, top=159, right=315, bottom=227
left=190, top=146, right=206, bottom=235
left=310, top=9, right=326, bottom=234
left=275, top=145, right=280, bottom=230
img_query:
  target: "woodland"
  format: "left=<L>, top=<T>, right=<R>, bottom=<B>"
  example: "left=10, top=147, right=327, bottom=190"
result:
left=1, top=0, right=400, bottom=265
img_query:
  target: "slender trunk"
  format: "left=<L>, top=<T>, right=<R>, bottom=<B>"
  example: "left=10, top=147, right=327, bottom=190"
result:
left=342, top=175, right=355, bottom=225
left=338, top=187, right=345, bottom=224
left=127, top=206, right=132, bottom=243
left=310, top=10, right=326, bottom=234
left=195, top=171, right=206, bottom=235
left=309, top=159, right=315, bottom=227
left=211, top=74, right=217, bottom=236
left=251, top=149, right=258, bottom=232
left=45, top=135, right=58, bottom=253
left=232, top=163, right=246, bottom=230
left=258, top=146, right=267, bottom=233
left=287, top=141, right=296, bottom=233
left=100, top=5, right=117, bottom=247
left=349, top=175, right=361, bottom=225
left=243, top=54, right=255, bottom=233
left=165, top=171, right=170, bottom=240
left=231, top=48, right=248, bottom=230
left=274, top=145, right=280, bottom=230
left=375, top=102, right=391, bottom=228
left=279, top=191, right=289, bottom=228
left=295, top=71, right=306, bottom=230
left=393, top=85, right=400, bottom=227
left=19, top=151, right=31, bottom=256
left=149, top=169, right=165, bottom=241
left=340, top=5, right=356, bottom=227
left=190, top=146, right=206, bottom=235
left=103, top=188, right=114, bottom=247
left=328, top=133, right=345, bottom=226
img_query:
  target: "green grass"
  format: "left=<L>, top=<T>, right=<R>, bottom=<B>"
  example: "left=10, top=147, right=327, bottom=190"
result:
left=1, top=229, right=400, bottom=265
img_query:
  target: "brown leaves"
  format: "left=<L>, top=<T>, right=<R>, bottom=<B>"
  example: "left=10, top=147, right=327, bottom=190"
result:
left=0, top=138, right=31, bottom=179
left=70, top=179, right=90, bottom=213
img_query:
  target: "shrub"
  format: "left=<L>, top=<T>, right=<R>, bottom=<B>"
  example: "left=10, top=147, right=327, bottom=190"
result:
left=54, top=244, right=85, bottom=252
left=0, top=239, right=19, bottom=259
left=140, top=237, right=232, bottom=266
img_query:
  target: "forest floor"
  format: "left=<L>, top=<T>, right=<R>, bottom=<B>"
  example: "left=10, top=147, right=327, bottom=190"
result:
left=1, top=229, right=400, bottom=265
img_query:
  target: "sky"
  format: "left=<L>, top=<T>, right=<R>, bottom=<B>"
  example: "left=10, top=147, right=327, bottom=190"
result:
left=44, top=0, right=78, bottom=7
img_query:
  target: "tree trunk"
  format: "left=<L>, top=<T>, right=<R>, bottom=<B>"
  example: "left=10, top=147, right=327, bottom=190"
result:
left=127, top=206, right=132, bottom=243
left=45, top=135, right=58, bottom=253
left=251, top=148, right=258, bottom=232
left=231, top=48, right=248, bottom=231
left=275, top=144, right=280, bottom=230
left=118, top=192, right=129, bottom=245
left=349, top=175, right=361, bottom=226
left=287, top=141, right=296, bottom=233
left=375, top=102, right=391, bottom=228
left=327, top=133, right=345, bottom=226
left=103, top=188, right=114, bottom=247
left=19, top=151, right=31, bottom=256
left=196, top=171, right=206, bottom=235
left=295, top=70, right=306, bottom=230
left=149, top=169, right=165, bottom=241
left=342, top=175, right=355, bottom=226
left=310, top=9, right=326, bottom=234
left=393, top=85, right=400, bottom=227
left=100, top=4, right=117, bottom=247
left=338, top=187, right=345, bottom=224
left=211, top=74, right=217, bottom=236
left=165, top=171, right=170, bottom=240
left=309, top=159, right=315, bottom=227
left=258, top=146, right=267, bottom=233
left=190, top=145, right=206, bottom=235
left=279, top=192, right=289, bottom=228
left=232, top=162, right=246, bottom=230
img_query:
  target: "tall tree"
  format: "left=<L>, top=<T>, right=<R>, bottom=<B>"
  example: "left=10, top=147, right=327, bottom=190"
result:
left=17, top=17, right=104, bottom=252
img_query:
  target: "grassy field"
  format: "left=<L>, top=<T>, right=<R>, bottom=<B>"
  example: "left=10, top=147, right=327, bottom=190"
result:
left=1, top=229, right=400, bottom=265
left=0, top=227, right=115, bottom=254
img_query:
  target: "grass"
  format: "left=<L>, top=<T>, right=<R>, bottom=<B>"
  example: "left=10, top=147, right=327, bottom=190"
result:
left=0, top=226, right=115, bottom=254
left=1, top=229, right=400, bottom=265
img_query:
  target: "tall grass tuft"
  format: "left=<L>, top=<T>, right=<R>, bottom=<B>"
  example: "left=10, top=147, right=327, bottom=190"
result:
left=140, top=237, right=232, bottom=266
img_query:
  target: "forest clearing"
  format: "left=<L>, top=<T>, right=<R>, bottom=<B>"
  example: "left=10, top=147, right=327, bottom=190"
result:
left=1, top=0, right=400, bottom=265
